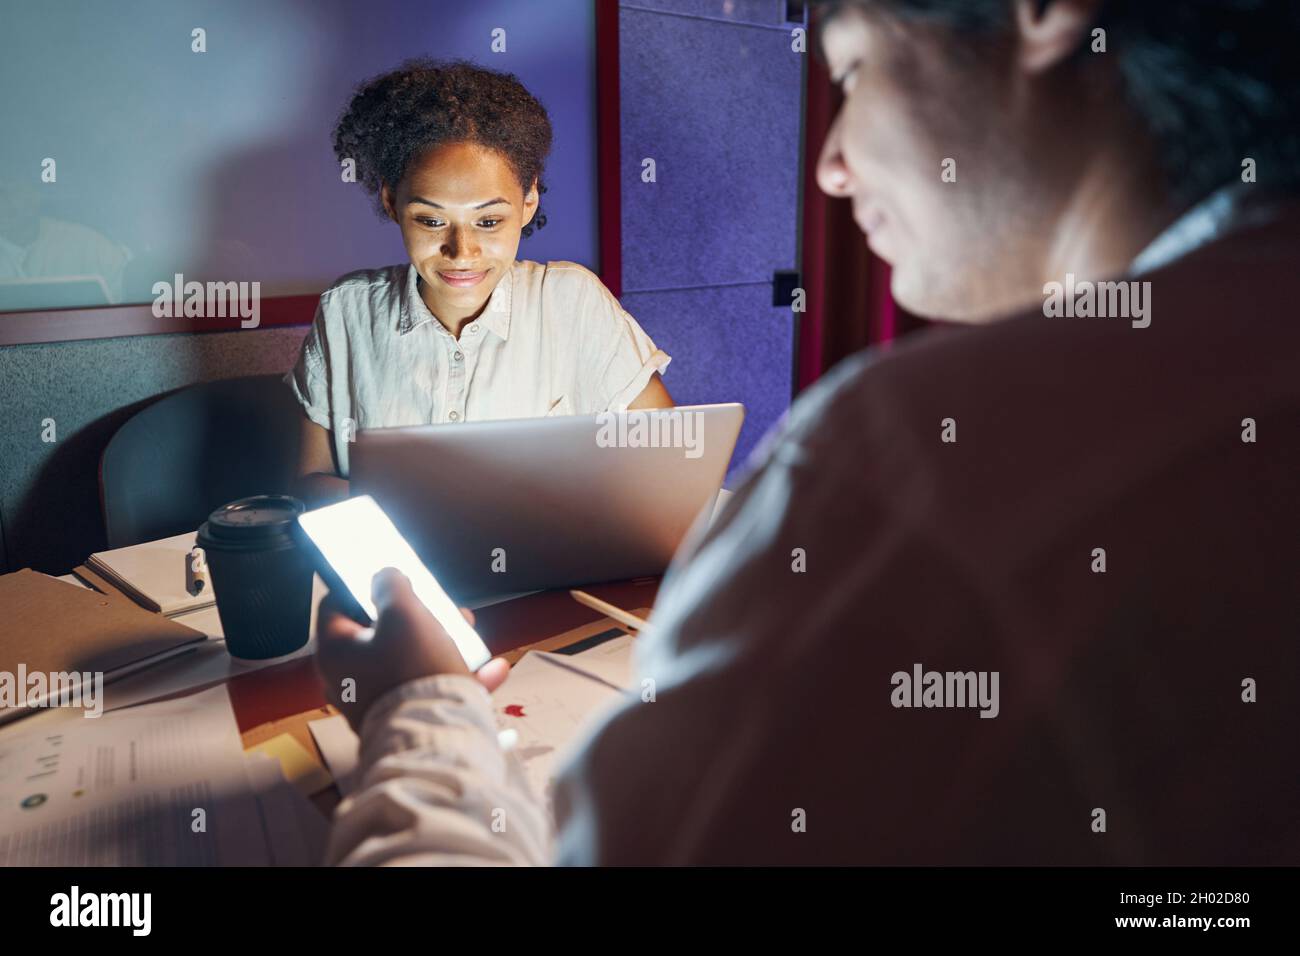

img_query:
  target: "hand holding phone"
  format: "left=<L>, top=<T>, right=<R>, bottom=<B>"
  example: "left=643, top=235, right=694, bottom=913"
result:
left=297, top=495, right=493, bottom=671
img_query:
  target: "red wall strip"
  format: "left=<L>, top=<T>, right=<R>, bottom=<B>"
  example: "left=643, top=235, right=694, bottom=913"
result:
left=797, top=52, right=831, bottom=392
left=594, top=0, right=622, bottom=298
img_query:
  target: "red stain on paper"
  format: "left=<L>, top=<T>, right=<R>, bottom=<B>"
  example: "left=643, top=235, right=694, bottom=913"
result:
left=503, top=704, right=526, bottom=717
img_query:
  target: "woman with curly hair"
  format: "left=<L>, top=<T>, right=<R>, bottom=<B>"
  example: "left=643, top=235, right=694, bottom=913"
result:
left=288, top=59, right=672, bottom=503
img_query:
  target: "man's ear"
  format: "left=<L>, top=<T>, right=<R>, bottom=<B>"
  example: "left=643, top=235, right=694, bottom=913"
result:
left=380, top=184, right=398, bottom=223
left=1015, top=0, right=1103, bottom=73
left=521, top=178, right=540, bottom=228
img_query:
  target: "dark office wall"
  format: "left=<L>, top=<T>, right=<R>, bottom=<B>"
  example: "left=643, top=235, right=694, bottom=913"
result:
left=617, top=0, right=805, bottom=477
left=0, top=329, right=308, bottom=574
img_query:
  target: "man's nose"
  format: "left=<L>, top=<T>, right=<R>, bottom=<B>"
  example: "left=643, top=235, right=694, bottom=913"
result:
left=816, top=114, right=854, bottom=198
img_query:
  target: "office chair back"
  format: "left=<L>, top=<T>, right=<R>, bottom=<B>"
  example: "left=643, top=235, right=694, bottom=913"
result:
left=100, top=374, right=304, bottom=548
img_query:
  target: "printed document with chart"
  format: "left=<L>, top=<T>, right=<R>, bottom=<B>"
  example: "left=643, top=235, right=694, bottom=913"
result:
left=0, top=686, right=271, bottom=865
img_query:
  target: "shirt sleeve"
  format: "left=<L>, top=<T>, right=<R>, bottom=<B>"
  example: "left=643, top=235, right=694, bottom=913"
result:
left=284, top=298, right=333, bottom=432
left=286, top=299, right=335, bottom=426
left=285, top=294, right=361, bottom=476
left=574, top=272, right=671, bottom=410
left=326, top=674, right=554, bottom=867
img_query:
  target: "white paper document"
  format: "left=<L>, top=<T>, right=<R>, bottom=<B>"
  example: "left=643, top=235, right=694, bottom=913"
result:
left=496, top=633, right=639, bottom=802
left=87, top=531, right=215, bottom=617
left=308, top=714, right=361, bottom=796
left=245, top=752, right=329, bottom=867
left=494, top=650, right=629, bottom=802
left=536, top=633, right=637, bottom=690
left=0, top=685, right=270, bottom=865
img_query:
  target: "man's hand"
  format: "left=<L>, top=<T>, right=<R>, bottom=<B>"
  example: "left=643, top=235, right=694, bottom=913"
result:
left=315, top=568, right=511, bottom=731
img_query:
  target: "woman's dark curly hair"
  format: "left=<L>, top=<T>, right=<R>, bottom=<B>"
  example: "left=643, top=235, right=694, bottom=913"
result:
left=333, top=58, right=553, bottom=237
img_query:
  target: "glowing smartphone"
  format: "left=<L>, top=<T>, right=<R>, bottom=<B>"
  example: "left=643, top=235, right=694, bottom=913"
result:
left=297, top=495, right=492, bottom=671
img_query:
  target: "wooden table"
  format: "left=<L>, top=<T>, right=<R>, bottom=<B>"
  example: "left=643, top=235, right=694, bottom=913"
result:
left=228, top=576, right=660, bottom=815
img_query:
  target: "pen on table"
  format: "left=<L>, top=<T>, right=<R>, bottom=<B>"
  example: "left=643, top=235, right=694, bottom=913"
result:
left=569, top=589, right=650, bottom=633
left=185, top=546, right=209, bottom=597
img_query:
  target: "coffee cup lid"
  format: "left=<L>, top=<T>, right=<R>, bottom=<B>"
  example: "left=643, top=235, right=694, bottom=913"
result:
left=199, top=495, right=304, bottom=544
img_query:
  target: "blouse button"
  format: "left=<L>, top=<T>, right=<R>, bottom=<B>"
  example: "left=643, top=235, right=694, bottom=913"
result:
left=449, top=410, right=460, bottom=422
left=453, top=350, right=463, bottom=362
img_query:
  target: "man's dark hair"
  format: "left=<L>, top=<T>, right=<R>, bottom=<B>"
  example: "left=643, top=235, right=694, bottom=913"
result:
left=334, top=58, right=553, bottom=236
left=814, top=0, right=1300, bottom=204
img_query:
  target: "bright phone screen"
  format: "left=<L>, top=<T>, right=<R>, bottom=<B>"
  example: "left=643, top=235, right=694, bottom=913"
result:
left=297, top=495, right=492, bottom=671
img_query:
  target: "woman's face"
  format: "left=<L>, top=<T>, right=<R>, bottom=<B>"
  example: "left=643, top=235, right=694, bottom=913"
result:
left=383, top=141, right=539, bottom=328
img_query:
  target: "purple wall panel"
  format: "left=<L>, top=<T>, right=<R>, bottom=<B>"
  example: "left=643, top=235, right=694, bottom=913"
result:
left=618, top=2, right=803, bottom=476
left=622, top=285, right=794, bottom=481
left=619, top=8, right=802, bottom=290
left=622, top=0, right=789, bottom=28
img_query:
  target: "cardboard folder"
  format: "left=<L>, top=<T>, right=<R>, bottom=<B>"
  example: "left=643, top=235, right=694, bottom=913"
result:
left=0, top=569, right=207, bottom=723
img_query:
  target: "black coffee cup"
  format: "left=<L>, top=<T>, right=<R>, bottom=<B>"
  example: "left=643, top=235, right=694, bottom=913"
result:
left=196, top=495, right=314, bottom=660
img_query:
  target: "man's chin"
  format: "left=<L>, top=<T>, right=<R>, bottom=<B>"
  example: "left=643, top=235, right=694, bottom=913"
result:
left=891, top=263, right=1004, bottom=324
left=890, top=267, right=946, bottom=321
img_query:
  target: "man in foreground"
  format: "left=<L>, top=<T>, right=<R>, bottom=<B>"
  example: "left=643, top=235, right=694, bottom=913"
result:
left=317, top=0, right=1300, bottom=865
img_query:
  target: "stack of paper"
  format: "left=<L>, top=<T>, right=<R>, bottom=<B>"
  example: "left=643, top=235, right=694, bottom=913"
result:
left=0, top=571, right=208, bottom=726
left=245, top=750, right=330, bottom=867
left=0, top=685, right=326, bottom=866
left=493, top=645, right=631, bottom=802
left=86, top=531, right=215, bottom=617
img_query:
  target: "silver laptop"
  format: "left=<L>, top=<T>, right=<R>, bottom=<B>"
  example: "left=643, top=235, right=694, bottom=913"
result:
left=351, top=403, right=745, bottom=601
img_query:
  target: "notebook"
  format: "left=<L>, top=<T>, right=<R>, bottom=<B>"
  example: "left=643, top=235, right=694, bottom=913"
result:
left=0, top=570, right=207, bottom=724
left=86, top=531, right=215, bottom=616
